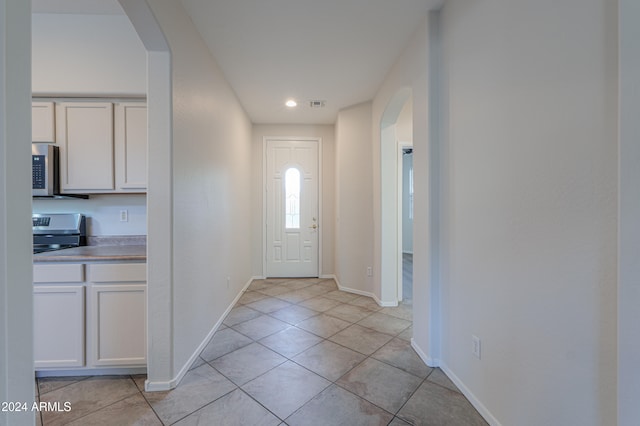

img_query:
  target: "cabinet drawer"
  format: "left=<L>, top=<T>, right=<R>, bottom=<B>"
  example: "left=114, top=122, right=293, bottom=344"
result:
left=33, top=264, right=85, bottom=283
left=88, top=263, right=146, bottom=282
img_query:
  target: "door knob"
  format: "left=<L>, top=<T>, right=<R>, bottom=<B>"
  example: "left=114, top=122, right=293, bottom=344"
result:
left=309, top=224, right=318, bottom=229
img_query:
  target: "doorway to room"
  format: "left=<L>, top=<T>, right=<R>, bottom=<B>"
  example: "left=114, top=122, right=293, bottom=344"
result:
left=380, top=89, right=413, bottom=306
left=400, top=144, right=414, bottom=303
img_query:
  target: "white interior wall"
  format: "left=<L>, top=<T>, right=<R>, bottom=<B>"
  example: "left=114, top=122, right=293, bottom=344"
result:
left=334, top=102, right=374, bottom=294
left=372, top=16, right=434, bottom=351
left=144, top=0, right=254, bottom=378
left=31, top=13, right=147, bottom=235
left=32, top=13, right=146, bottom=96
left=618, top=0, right=640, bottom=424
left=398, top=99, right=414, bottom=254
left=396, top=98, right=413, bottom=142
left=440, top=1, right=618, bottom=424
left=1, top=0, right=34, bottom=425
left=117, top=0, right=173, bottom=388
left=10, top=4, right=638, bottom=425
left=251, top=124, right=335, bottom=278
left=379, top=122, right=400, bottom=303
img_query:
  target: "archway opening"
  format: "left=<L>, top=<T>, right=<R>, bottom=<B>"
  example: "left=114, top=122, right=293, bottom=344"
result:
left=118, top=0, right=173, bottom=390
left=380, top=88, right=413, bottom=305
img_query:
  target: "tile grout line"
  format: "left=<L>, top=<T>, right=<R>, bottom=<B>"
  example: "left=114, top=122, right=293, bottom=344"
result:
left=163, top=386, right=239, bottom=426
left=130, top=376, right=166, bottom=426
left=36, top=375, right=91, bottom=398
left=207, top=279, right=468, bottom=424
left=41, top=376, right=145, bottom=426
left=209, top=283, right=418, bottom=423
left=40, top=279, right=415, bottom=425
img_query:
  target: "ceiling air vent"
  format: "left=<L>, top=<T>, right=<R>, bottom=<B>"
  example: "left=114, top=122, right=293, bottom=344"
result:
left=308, top=100, right=326, bottom=108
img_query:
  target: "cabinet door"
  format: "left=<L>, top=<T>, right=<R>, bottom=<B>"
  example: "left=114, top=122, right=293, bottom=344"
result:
left=89, top=284, right=146, bottom=366
left=56, top=102, right=114, bottom=192
left=115, top=103, right=147, bottom=191
left=32, top=102, right=55, bottom=142
left=34, top=285, right=85, bottom=368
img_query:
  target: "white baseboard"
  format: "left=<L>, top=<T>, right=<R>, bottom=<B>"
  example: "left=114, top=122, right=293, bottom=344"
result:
left=438, top=362, right=502, bottom=426
left=321, top=273, right=338, bottom=283
left=338, top=284, right=375, bottom=299
left=144, top=379, right=173, bottom=392
left=36, top=367, right=146, bottom=378
left=325, top=274, right=397, bottom=307
left=410, top=339, right=499, bottom=425
left=410, top=338, right=439, bottom=367
left=145, top=276, right=254, bottom=392
left=375, top=296, right=399, bottom=307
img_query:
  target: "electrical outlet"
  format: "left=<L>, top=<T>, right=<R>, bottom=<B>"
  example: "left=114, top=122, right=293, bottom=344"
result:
left=119, top=210, right=128, bottom=222
left=472, top=335, right=481, bottom=359
left=226, top=276, right=231, bottom=289
left=366, top=267, right=373, bottom=277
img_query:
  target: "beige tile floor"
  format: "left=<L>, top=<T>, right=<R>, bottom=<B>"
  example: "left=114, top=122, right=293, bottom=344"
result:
left=36, top=278, right=487, bottom=425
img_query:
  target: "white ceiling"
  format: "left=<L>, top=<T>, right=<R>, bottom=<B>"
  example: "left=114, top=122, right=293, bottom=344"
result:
left=31, top=0, right=124, bottom=15
left=32, top=0, right=443, bottom=124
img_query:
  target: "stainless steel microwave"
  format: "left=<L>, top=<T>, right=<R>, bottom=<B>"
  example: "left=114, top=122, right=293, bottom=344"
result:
left=32, top=143, right=59, bottom=196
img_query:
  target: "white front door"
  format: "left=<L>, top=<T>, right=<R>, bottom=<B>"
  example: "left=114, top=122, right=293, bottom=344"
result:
left=265, top=139, right=319, bottom=277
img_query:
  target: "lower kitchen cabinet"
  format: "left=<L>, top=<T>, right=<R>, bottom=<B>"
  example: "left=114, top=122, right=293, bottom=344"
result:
left=88, top=262, right=146, bottom=366
left=33, top=262, right=147, bottom=373
left=33, top=285, right=85, bottom=368
left=90, top=284, right=146, bottom=366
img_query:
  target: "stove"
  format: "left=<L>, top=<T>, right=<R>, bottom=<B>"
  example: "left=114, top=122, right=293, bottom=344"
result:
left=32, top=213, right=86, bottom=254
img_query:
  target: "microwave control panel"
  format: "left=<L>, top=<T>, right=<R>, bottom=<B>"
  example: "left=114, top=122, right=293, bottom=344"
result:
left=33, top=155, right=46, bottom=189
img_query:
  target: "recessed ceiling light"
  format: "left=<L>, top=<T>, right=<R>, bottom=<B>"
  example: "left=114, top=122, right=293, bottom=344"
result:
left=285, top=99, right=297, bottom=108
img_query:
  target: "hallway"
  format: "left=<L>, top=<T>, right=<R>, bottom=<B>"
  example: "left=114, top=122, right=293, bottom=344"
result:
left=36, top=279, right=486, bottom=425
left=403, top=253, right=413, bottom=302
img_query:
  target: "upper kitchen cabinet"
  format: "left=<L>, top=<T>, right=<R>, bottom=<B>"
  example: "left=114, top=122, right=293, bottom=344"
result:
left=56, top=102, right=115, bottom=192
left=32, top=101, right=56, bottom=142
left=115, top=103, right=147, bottom=191
left=54, top=100, right=147, bottom=194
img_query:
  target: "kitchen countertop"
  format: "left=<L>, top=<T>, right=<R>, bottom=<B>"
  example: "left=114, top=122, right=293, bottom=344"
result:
left=33, top=245, right=146, bottom=263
